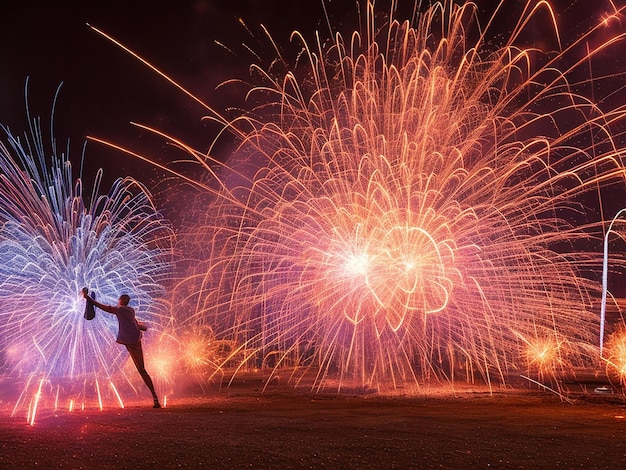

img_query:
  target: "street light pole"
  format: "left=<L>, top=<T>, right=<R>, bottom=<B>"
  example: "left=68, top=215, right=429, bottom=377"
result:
left=600, top=208, right=626, bottom=357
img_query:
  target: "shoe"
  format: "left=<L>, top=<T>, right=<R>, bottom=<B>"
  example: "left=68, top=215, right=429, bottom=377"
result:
left=153, top=401, right=161, bottom=409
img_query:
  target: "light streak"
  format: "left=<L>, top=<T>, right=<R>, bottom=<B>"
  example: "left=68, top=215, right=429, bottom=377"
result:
left=96, top=377, right=103, bottom=411
left=110, top=381, right=125, bottom=409
left=11, top=375, right=34, bottom=418
left=520, top=374, right=574, bottom=403
left=29, top=378, right=45, bottom=426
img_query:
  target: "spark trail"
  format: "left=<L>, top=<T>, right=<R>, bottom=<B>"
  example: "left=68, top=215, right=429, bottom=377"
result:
left=0, top=95, right=173, bottom=419
left=96, top=1, right=626, bottom=392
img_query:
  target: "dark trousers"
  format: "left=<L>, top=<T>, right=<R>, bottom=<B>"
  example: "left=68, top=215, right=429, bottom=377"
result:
left=125, top=341, right=158, bottom=400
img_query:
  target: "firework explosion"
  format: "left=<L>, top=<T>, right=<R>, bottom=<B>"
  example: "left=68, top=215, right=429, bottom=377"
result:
left=81, top=0, right=626, bottom=394
left=0, top=95, right=173, bottom=419
left=151, top=0, right=626, bottom=392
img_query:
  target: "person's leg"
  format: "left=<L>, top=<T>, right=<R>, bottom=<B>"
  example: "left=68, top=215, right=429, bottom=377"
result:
left=125, top=342, right=160, bottom=407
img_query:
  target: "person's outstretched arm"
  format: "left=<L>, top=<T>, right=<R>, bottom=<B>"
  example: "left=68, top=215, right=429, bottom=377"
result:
left=83, top=293, right=117, bottom=314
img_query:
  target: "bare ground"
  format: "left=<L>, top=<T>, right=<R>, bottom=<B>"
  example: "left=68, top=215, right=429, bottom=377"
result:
left=2, top=377, right=626, bottom=469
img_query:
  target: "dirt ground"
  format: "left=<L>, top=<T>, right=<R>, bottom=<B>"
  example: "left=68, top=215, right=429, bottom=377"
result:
left=2, top=377, right=626, bottom=469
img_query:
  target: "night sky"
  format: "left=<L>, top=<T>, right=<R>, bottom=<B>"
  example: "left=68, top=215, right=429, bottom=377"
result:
left=1, top=1, right=356, bottom=189
left=0, top=0, right=622, bottom=190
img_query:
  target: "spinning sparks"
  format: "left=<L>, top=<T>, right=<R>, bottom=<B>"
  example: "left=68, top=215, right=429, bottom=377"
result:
left=95, top=0, right=626, bottom=392
left=0, top=97, right=173, bottom=419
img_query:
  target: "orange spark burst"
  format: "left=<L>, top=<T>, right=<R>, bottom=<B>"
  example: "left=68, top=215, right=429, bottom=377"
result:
left=604, top=329, right=626, bottom=381
left=91, top=0, right=626, bottom=392
left=524, top=337, right=562, bottom=370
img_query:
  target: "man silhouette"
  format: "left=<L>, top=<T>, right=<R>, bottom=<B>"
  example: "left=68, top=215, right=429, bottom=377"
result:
left=82, top=290, right=161, bottom=408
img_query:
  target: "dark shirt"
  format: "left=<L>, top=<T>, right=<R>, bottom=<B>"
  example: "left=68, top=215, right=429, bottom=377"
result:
left=98, top=304, right=142, bottom=345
